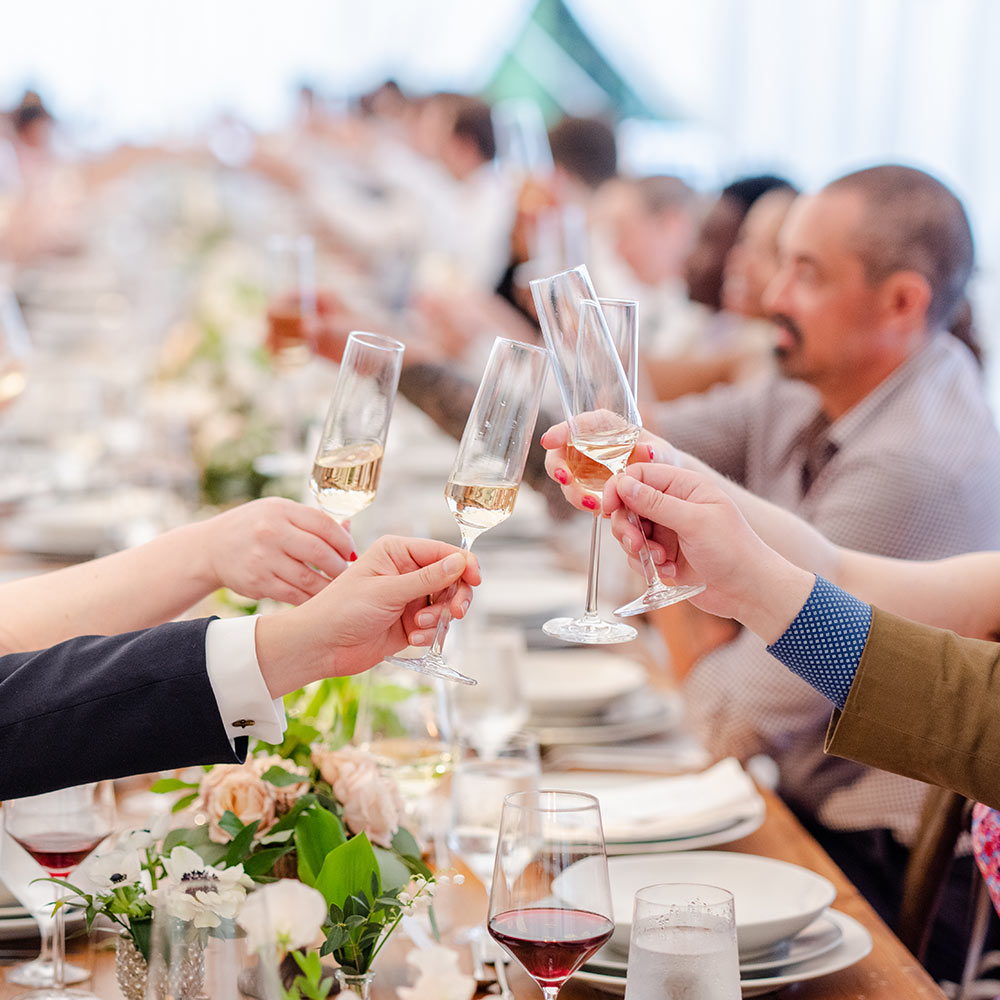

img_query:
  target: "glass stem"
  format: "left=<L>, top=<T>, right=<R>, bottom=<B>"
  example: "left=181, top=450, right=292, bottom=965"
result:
left=627, top=508, right=666, bottom=591
left=542, top=987, right=561, bottom=1000
left=427, top=534, right=475, bottom=657
left=51, top=891, right=65, bottom=989
left=581, top=510, right=602, bottom=621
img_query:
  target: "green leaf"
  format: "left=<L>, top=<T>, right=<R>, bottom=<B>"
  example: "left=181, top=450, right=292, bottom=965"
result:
left=241, top=846, right=293, bottom=878
left=314, top=833, right=380, bottom=910
left=131, top=917, right=153, bottom=963
left=372, top=847, right=411, bottom=894
left=260, top=766, right=305, bottom=787
left=390, top=827, right=422, bottom=861
left=294, top=805, right=346, bottom=886
left=218, top=810, right=247, bottom=840
left=267, top=795, right=318, bottom=835
left=171, top=792, right=198, bottom=814
left=150, top=777, right=200, bottom=794
left=224, top=819, right=261, bottom=868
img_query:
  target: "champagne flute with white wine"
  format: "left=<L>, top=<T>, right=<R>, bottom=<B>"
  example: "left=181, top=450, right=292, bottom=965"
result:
left=386, top=337, right=549, bottom=685
left=531, top=266, right=705, bottom=616
left=310, top=331, right=404, bottom=522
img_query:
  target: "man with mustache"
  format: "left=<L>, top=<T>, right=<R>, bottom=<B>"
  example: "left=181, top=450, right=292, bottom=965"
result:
left=544, top=164, right=1000, bottom=980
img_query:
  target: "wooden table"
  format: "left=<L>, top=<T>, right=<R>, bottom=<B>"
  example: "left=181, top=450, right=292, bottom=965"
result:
left=0, top=790, right=945, bottom=1000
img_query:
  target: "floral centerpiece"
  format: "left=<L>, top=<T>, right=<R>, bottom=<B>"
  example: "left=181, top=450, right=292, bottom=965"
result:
left=54, top=744, right=433, bottom=1000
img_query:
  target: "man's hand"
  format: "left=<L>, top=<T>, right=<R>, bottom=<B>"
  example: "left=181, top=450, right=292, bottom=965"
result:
left=603, top=464, right=814, bottom=641
left=256, top=535, right=481, bottom=696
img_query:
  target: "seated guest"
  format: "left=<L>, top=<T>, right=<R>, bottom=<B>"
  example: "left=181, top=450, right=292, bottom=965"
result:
left=0, top=534, right=479, bottom=799
left=541, top=164, right=1000, bottom=981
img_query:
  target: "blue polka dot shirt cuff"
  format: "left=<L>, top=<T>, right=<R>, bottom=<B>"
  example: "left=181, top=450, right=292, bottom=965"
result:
left=765, top=576, right=873, bottom=710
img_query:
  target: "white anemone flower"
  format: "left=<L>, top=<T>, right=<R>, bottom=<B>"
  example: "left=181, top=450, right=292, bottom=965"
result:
left=161, top=845, right=252, bottom=929
left=118, top=813, right=171, bottom=854
left=237, top=880, right=327, bottom=955
left=83, top=849, right=142, bottom=890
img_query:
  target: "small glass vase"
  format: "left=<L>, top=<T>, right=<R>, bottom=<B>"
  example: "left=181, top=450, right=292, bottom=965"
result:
left=117, top=929, right=206, bottom=1000
left=336, top=968, right=375, bottom=1000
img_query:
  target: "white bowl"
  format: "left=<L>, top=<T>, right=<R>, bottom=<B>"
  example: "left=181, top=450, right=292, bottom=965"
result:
left=517, top=651, right=648, bottom=717
left=559, top=851, right=835, bottom=959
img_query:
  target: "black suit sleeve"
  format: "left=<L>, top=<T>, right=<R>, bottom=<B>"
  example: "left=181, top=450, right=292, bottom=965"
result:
left=0, top=618, right=245, bottom=799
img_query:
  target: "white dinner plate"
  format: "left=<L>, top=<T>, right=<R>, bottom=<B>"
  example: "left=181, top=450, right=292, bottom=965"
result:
left=0, top=904, right=88, bottom=941
left=517, top=651, right=649, bottom=718
left=560, top=852, right=835, bottom=956
left=543, top=761, right=765, bottom=844
left=573, top=910, right=871, bottom=997
left=476, top=569, right=589, bottom=619
left=526, top=692, right=681, bottom=746
left=603, top=800, right=767, bottom=855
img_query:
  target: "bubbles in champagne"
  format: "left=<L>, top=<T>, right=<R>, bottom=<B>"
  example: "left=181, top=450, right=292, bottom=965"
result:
left=310, top=441, right=383, bottom=519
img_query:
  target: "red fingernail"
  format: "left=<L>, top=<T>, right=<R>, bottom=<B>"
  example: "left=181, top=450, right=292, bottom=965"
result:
left=646, top=445, right=656, bottom=461
left=582, top=495, right=598, bottom=510
left=349, top=551, right=357, bottom=562
left=554, top=469, right=569, bottom=485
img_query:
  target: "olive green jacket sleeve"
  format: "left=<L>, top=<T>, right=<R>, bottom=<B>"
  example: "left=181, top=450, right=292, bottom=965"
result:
left=825, top=606, right=1000, bottom=809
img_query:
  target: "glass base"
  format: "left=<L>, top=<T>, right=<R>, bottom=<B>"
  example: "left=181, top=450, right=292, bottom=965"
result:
left=615, top=582, right=706, bottom=617
left=384, top=652, right=478, bottom=686
left=542, top=616, right=638, bottom=645
left=7, top=958, right=90, bottom=987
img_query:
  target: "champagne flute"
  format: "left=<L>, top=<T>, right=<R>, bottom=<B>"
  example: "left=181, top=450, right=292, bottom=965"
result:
left=3, top=784, right=115, bottom=1000
left=488, top=790, right=613, bottom=1000
left=531, top=265, right=705, bottom=616
left=309, top=331, right=404, bottom=522
left=386, top=337, right=549, bottom=685
left=623, top=883, right=740, bottom=1000
left=544, top=298, right=640, bottom=644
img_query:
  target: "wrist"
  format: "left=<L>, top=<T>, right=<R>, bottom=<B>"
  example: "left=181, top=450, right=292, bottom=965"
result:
left=173, top=518, right=221, bottom=593
left=255, top=608, right=338, bottom=698
left=735, top=551, right=816, bottom=645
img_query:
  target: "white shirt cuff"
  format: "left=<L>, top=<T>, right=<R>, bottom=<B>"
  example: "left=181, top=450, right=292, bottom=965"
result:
left=204, top=616, right=287, bottom=747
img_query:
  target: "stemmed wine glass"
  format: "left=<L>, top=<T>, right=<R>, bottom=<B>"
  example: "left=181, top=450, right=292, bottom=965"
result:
left=531, top=265, right=705, bottom=616
left=543, top=297, right=640, bottom=644
left=488, top=790, right=613, bottom=1000
left=2, top=783, right=115, bottom=1000
left=386, top=336, right=549, bottom=685
left=309, top=330, right=404, bottom=522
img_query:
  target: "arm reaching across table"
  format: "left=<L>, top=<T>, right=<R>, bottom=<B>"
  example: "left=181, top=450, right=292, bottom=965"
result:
left=601, top=462, right=1000, bottom=809
left=0, top=535, right=480, bottom=799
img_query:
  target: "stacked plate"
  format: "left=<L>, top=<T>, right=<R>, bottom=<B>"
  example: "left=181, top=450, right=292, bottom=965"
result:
left=568, top=853, right=873, bottom=997
left=515, top=649, right=681, bottom=746
left=544, top=760, right=767, bottom=854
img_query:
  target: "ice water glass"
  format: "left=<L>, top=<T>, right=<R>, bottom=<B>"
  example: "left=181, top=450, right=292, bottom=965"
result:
left=624, top=883, right=740, bottom=1000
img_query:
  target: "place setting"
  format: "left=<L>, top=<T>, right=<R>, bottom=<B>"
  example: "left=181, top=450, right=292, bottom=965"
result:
left=558, top=850, right=872, bottom=997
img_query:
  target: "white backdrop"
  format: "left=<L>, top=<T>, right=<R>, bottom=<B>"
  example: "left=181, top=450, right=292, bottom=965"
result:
left=3, top=0, right=1000, bottom=383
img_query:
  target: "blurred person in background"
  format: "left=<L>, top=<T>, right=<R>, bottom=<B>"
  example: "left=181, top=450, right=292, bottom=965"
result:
left=542, top=164, right=1000, bottom=980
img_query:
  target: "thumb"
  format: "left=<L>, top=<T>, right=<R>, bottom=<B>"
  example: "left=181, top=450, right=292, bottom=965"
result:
left=617, top=475, right=701, bottom=536
left=386, top=552, right=468, bottom=605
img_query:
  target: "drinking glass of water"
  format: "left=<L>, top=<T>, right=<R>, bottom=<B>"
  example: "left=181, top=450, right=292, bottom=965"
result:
left=624, top=883, right=740, bottom=1000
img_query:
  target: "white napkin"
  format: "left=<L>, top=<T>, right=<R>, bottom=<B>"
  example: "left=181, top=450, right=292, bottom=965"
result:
left=547, top=758, right=762, bottom=842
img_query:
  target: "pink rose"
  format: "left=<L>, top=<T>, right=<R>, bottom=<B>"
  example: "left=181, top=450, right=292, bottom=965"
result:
left=198, top=764, right=277, bottom=843
left=312, top=746, right=405, bottom=848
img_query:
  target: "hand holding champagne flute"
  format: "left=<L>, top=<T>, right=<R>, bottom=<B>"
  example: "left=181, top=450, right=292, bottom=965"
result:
left=532, top=265, right=705, bottom=616
left=386, top=336, right=549, bottom=685
left=310, top=331, right=404, bottom=522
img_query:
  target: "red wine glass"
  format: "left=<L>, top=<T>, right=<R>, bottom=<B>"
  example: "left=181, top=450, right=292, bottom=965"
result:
left=2, top=783, right=114, bottom=1000
left=488, top=789, right=613, bottom=1000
